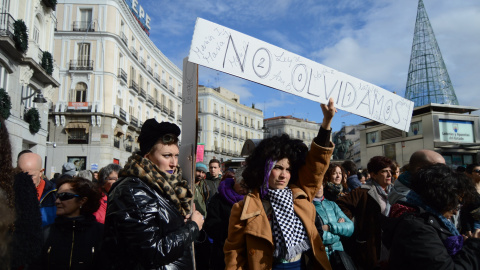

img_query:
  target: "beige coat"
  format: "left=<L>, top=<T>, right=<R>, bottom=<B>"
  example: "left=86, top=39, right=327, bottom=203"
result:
left=224, top=142, right=334, bottom=270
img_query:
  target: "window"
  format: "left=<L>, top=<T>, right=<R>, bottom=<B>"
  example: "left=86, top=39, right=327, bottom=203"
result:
left=162, top=70, right=166, bottom=80
left=366, top=131, right=379, bottom=144
left=116, top=90, right=122, bottom=106
left=68, top=128, right=88, bottom=144
left=161, top=94, right=165, bottom=106
left=130, top=66, right=136, bottom=81
left=80, top=8, right=93, bottom=25
left=71, top=82, right=87, bottom=102
left=77, top=43, right=91, bottom=66
left=407, top=121, right=422, bottom=137
left=138, top=75, right=143, bottom=89
left=129, top=100, right=134, bottom=115
left=384, top=144, right=396, bottom=161
left=0, top=64, right=8, bottom=90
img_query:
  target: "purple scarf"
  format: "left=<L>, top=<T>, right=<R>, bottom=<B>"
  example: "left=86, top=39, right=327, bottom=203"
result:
left=218, top=178, right=244, bottom=205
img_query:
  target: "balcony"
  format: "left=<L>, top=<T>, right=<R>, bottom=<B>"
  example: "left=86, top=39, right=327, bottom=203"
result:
left=214, top=147, right=221, bottom=154
left=239, top=121, right=244, bottom=126
left=0, top=13, right=26, bottom=62
left=177, top=92, right=182, bottom=99
left=214, top=109, right=218, bottom=116
left=131, top=116, right=138, bottom=127
left=155, top=100, right=161, bottom=110
left=214, top=128, right=219, bottom=134
left=118, top=68, right=127, bottom=85
left=154, top=73, right=160, bottom=82
left=227, top=132, right=232, bottom=138
left=139, top=88, right=146, bottom=99
left=168, top=85, right=174, bottom=93
left=72, top=21, right=95, bottom=32
left=177, top=115, right=182, bottom=123
left=220, top=113, right=225, bottom=119
left=162, top=105, right=168, bottom=114
left=69, top=60, right=94, bottom=71
left=147, top=95, right=154, bottom=105
left=233, top=118, right=237, bottom=123
left=120, top=108, right=127, bottom=121
left=129, top=80, right=139, bottom=94
left=233, top=134, right=238, bottom=139
left=198, top=107, right=203, bottom=113
left=169, top=110, right=175, bottom=118
left=198, top=125, right=203, bottom=131
left=221, top=130, right=226, bottom=136
left=161, top=79, right=167, bottom=88
left=130, top=47, right=138, bottom=59
left=139, top=57, right=146, bottom=68
left=227, top=116, right=231, bottom=121
left=147, top=65, right=153, bottom=75
left=120, top=31, right=128, bottom=46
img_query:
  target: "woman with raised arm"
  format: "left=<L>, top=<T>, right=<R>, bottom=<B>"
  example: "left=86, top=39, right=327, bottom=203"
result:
left=224, top=98, right=336, bottom=270
left=103, top=119, right=203, bottom=269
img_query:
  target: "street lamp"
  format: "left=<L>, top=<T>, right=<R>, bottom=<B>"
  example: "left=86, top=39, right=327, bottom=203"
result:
left=21, top=86, right=47, bottom=104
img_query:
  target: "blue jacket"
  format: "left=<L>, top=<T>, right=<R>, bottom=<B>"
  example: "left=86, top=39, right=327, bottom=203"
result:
left=39, top=179, right=57, bottom=227
left=347, top=175, right=361, bottom=191
left=313, top=198, right=354, bottom=258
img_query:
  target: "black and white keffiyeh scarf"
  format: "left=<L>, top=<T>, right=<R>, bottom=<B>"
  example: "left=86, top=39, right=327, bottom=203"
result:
left=267, top=187, right=310, bottom=260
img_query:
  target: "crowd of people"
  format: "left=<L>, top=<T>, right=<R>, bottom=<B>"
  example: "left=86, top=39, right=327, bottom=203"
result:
left=1, top=98, right=480, bottom=270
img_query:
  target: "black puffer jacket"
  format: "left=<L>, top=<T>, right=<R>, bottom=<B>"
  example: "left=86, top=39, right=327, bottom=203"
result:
left=103, top=176, right=199, bottom=270
left=383, top=204, right=480, bottom=270
left=30, top=214, right=104, bottom=270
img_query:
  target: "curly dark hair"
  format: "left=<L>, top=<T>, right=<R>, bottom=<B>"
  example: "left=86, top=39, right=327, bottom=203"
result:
left=242, top=134, right=308, bottom=190
left=57, top=177, right=102, bottom=215
left=0, top=117, right=15, bottom=210
left=324, top=163, right=348, bottom=190
left=367, top=156, right=394, bottom=174
left=411, top=163, right=477, bottom=214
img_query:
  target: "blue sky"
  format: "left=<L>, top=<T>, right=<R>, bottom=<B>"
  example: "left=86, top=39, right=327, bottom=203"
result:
left=139, top=0, right=480, bottom=132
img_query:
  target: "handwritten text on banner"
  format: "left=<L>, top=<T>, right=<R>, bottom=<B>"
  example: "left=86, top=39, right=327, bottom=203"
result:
left=188, top=18, right=414, bottom=132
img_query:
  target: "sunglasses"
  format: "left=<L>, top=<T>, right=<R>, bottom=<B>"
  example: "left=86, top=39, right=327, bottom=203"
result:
left=473, top=169, right=480, bottom=173
left=56, top=192, right=80, bottom=201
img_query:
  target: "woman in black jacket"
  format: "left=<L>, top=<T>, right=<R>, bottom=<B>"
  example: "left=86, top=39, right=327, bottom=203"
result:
left=383, top=163, right=480, bottom=270
left=31, top=177, right=103, bottom=270
left=103, top=119, right=203, bottom=269
left=204, top=168, right=248, bottom=270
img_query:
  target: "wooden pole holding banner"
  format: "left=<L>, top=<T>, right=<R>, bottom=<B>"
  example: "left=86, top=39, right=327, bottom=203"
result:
left=179, top=56, right=199, bottom=269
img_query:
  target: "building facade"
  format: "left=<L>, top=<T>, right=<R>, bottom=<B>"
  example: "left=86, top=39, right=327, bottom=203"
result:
left=263, top=115, right=320, bottom=147
left=1, top=0, right=59, bottom=165
left=360, top=104, right=480, bottom=169
left=47, top=0, right=182, bottom=175
left=197, top=86, right=263, bottom=163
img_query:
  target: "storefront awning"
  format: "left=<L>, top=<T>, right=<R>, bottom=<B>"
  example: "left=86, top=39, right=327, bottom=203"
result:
left=65, top=122, right=90, bottom=134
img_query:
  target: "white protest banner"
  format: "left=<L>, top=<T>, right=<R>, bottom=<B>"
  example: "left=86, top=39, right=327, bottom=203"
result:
left=188, top=18, right=414, bottom=132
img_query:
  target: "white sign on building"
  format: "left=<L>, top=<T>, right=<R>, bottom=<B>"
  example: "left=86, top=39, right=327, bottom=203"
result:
left=188, top=18, right=414, bottom=132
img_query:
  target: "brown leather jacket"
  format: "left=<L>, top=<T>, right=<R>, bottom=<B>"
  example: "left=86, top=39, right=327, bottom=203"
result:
left=224, top=141, right=334, bottom=270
